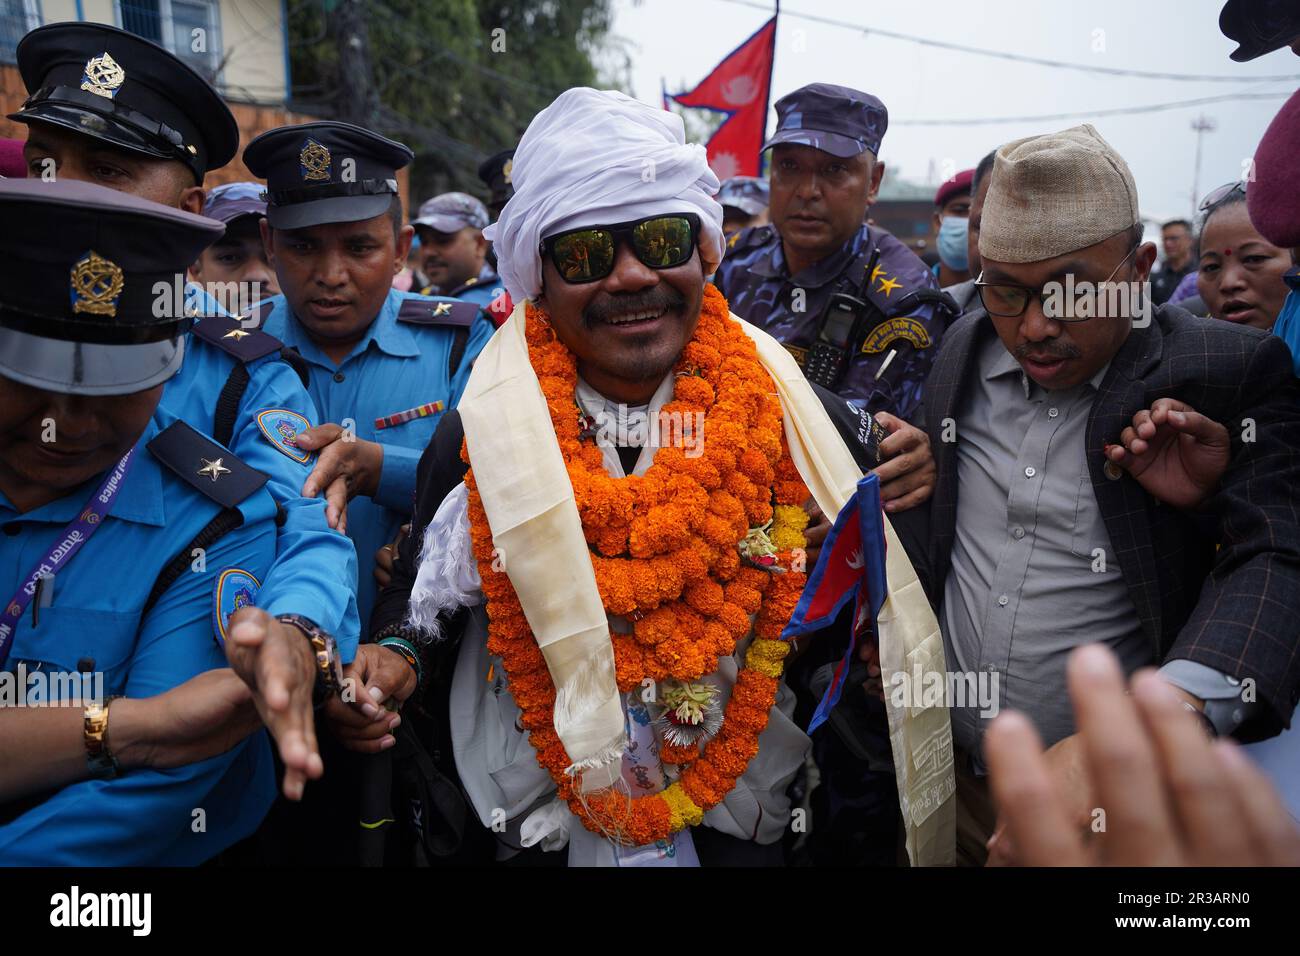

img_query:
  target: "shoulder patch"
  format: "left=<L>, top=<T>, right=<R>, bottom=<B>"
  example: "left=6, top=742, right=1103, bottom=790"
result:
left=861, top=315, right=931, bottom=354
left=255, top=408, right=314, bottom=463
left=396, top=297, right=479, bottom=328
left=193, top=313, right=284, bottom=364
left=147, top=420, right=269, bottom=509
left=212, top=567, right=261, bottom=647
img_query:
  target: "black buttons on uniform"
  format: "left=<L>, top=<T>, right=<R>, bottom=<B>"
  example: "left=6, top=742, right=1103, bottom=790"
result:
left=333, top=371, right=345, bottom=383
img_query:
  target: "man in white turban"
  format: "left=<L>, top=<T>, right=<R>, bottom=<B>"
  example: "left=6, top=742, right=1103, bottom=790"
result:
left=368, top=87, right=955, bottom=867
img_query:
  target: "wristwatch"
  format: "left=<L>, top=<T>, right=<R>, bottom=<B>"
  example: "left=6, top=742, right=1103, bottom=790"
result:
left=277, top=613, right=344, bottom=708
left=83, top=697, right=121, bottom=779
left=1183, top=700, right=1219, bottom=737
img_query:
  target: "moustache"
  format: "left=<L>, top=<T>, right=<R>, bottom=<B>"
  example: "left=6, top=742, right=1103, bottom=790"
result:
left=583, top=286, right=687, bottom=326
left=1014, top=341, right=1081, bottom=361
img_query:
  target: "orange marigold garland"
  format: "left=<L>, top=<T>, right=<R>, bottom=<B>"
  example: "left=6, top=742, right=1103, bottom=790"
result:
left=463, top=283, right=810, bottom=846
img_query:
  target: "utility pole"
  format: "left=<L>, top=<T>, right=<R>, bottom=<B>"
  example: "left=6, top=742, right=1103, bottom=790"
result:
left=1190, top=114, right=1217, bottom=218
left=333, top=0, right=378, bottom=126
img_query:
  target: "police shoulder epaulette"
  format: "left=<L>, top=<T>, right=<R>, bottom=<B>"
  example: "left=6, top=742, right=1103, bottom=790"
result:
left=396, top=297, right=479, bottom=328
left=192, top=310, right=284, bottom=364
left=147, top=420, right=269, bottom=509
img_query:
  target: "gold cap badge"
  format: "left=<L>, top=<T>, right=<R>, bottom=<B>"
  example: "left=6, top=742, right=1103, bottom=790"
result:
left=80, top=52, right=125, bottom=100
left=70, top=251, right=125, bottom=317
left=299, top=138, right=331, bottom=182
left=502, top=157, right=513, bottom=185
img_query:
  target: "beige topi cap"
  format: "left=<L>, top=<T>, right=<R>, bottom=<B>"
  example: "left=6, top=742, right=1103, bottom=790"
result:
left=979, top=124, right=1139, bottom=264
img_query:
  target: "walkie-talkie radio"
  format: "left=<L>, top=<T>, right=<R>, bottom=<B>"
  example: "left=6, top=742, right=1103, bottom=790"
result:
left=803, top=292, right=868, bottom=388
left=802, top=246, right=882, bottom=390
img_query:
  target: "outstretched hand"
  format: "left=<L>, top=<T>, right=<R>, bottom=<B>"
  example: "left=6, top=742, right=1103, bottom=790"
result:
left=1104, top=398, right=1230, bottom=510
left=295, top=424, right=385, bottom=531
left=225, top=606, right=324, bottom=801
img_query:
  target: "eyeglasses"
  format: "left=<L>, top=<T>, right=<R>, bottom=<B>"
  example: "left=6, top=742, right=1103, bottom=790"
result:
left=974, top=244, right=1140, bottom=321
left=539, top=214, right=700, bottom=284
left=1199, top=181, right=1246, bottom=212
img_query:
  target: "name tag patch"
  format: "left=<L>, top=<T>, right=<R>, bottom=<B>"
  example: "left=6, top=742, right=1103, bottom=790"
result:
left=861, top=316, right=930, bottom=354
left=213, top=567, right=261, bottom=646
left=256, top=408, right=313, bottom=463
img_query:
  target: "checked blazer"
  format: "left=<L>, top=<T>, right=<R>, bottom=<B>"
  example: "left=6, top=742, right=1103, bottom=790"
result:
left=913, top=303, right=1300, bottom=739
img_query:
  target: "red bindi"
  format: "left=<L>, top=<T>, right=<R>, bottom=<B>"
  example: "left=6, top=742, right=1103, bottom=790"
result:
left=1222, top=248, right=1233, bottom=257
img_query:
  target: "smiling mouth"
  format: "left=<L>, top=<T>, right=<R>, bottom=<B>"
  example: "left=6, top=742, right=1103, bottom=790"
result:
left=600, top=307, right=668, bottom=327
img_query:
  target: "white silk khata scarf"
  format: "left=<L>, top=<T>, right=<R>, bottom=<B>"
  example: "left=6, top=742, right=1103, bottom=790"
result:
left=450, top=302, right=956, bottom=865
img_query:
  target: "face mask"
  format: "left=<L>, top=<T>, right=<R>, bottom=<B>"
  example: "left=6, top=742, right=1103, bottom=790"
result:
left=937, top=215, right=969, bottom=271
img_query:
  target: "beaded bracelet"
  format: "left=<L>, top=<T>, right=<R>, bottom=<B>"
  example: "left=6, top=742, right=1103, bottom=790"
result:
left=377, top=635, right=423, bottom=687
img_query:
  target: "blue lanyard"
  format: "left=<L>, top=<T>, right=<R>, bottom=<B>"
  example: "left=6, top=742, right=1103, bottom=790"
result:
left=0, top=448, right=137, bottom=668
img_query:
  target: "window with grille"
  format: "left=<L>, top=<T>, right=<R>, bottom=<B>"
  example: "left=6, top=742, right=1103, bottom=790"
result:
left=117, top=0, right=221, bottom=82
left=0, top=0, right=41, bottom=64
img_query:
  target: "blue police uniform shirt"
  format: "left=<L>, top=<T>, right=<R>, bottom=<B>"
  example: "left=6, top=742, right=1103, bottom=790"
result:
left=715, top=222, right=946, bottom=421
left=1272, top=267, right=1300, bottom=378
left=422, top=264, right=506, bottom=312
left=0, top=409, right=277, bottom=865
left=258, top=288, right=494, bottom=626
left=161, top=285, right=361, bottom=661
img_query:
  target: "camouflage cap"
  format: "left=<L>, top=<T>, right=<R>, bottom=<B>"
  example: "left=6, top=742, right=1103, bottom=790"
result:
left=762, top=82, right=888, bottom=158
left=413, top=191, right=490, bottom=233
left=717, top=176, right=770, bottom=216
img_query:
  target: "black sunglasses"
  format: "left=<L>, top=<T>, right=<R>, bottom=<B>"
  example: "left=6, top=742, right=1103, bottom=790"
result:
left=539, top=214, right=700, bottom=284
left=1199, top=181, right=1246, bottom=212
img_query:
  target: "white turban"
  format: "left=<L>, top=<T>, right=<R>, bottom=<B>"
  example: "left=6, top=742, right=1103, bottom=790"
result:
left=484, top=88, right=724, bottom=304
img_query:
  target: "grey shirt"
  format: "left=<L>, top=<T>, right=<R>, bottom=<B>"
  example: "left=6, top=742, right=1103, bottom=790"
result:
left=941, top=333, right=1151, bottom=769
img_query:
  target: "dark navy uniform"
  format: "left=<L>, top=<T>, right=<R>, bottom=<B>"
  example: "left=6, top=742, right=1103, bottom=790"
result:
left=715, top=82, right=958, bottom=422
left=9, top=21, right=361, bottom=659
left=0, top=179, right=277, bottom=864
left=717, top=221, right=947, bottom=421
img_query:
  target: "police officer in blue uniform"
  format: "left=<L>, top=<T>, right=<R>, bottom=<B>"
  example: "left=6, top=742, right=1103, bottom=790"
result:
left=9, top=24, right=362, bottom=771
left=717, top=175, right=770, bottom=237
left=477, top=148, right=516, bottom=277
left=243, top=121, right=495, bottom=637
left=714, top=83, right=958, bottom=422
left=0, top=180, right=346, bottom=863
left=478, top=147, right=516, bottom=222
left=413, top=191, right=511, bottom=323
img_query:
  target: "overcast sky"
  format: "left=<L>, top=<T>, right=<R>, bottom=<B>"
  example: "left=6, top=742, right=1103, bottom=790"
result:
left=609, top=0, right=1299, bottom=227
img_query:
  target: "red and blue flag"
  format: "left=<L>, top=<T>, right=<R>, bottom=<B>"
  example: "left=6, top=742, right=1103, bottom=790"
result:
left=781, top=473, right=888, bottom=733
left=664, top=16, right=778, bottom=180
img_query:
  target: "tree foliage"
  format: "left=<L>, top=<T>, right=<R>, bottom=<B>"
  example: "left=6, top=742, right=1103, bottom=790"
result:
left=287, top=0, right=617, bottom=201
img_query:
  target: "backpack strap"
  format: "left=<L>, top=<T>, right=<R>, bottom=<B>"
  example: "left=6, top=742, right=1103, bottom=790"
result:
left=141, top=507, right=245, bottom=619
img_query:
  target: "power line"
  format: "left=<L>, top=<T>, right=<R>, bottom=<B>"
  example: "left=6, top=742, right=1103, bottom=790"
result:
left=893, top=90, right=1292, bottom=126
left=715, top=0, right=1300, bottom=83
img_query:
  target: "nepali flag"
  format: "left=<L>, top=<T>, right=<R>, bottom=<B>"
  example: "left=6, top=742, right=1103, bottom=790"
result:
left=781, top=473, right=888, bottom=734
left=664, top=16, right=778, bottom=180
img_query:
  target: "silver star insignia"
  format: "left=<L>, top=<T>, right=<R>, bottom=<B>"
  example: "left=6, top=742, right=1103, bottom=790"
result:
left=222, top=328, right=251, bottom=341
left=432, top=302, right=452, bottom=316
left=197, top=458, right=231, bottom=481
